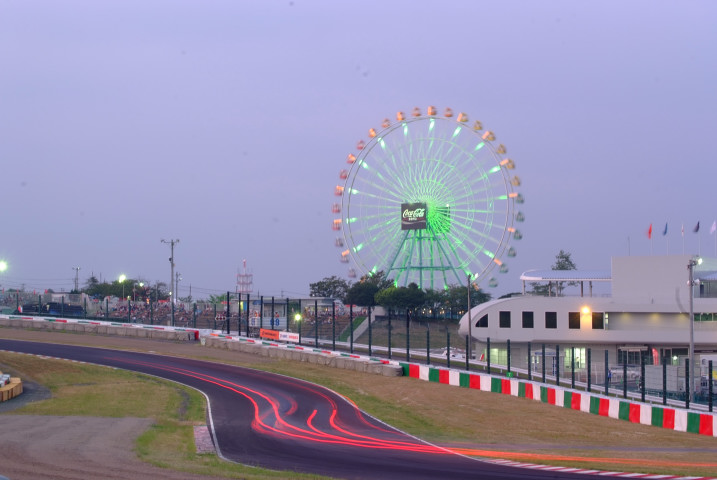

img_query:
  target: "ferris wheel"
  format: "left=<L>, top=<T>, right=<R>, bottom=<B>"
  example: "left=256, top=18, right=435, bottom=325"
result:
left=332, top=106, right=524, bottom=290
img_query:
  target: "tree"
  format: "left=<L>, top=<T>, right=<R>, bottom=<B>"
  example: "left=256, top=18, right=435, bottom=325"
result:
left=552, top=249, right=578, bottom=296
left=530, top=249, right=578, bottom=296
left=375, top=283, right=426, bottom=313
left=83, top=279, right=169, bottom=301
left=309, top=275, right=351, bottom=300
left=421, top=289, right=444, bottom=320
left=208, top=293, right=228, bottom=304
left=344, top=271, right=393, bottom=308
left=554, top=249, right=577, bottom=270
left=442, top=284, right=491, bottom=318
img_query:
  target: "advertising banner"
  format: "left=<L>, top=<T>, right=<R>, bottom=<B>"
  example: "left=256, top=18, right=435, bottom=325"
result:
left=401, top=202, right=427, bottom=230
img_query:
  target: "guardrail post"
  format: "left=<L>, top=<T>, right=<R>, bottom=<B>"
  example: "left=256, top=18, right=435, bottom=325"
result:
left=286, top=298, right=289, bottom=332
left=571, top=347, right=575, bottom=389
left=331, top=301, right=336, bottom=351
left=587, top=348, right=591, bottom=392
left=662, top=355, right=667, bottom=405
left=225, top=291, right=230, bottom=335
left=507, top=339, right=511, bottom=376
left=271, top=297, right=275, bottom=331
left=686, top=358, right=690, bottom=410
left=605, top=350, right=609, bottom=395
left=555, top=344, right=560, bottom=386
left=623, top=362, right=627, bottom=399
left=426, top=328, right=430, bottom=365
left=487, top=337, right=491, bottom=375
left=245, top=294, right=250, bottom=337
left=446, top=331, right=451, bottom=369
left=465, top=335, right=470, bottom=371
left=314, top=299, right=318, bottom=348
left=388, top=309, right=392, bottom=359
left=405, top=310, right=409, bottom=362
left=640, top=352, right=645, bottom=402
left=709, top=360, right=713, bottom=413
left=259, top=296, right=264, bottom=330
left=527, top=342, right=532, bottom=381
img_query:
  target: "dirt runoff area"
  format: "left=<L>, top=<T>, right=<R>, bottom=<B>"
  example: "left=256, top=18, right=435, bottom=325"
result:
left=0, top=329, right=257, bottom=480
left=0, top=415, right=220, bottom=480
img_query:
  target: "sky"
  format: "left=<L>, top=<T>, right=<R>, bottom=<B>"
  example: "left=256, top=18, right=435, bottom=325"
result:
left=1, top=0, right=716, bottom=300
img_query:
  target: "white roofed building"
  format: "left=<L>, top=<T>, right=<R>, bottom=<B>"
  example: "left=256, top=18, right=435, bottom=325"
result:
left=458, top=255, right=717, bottom=376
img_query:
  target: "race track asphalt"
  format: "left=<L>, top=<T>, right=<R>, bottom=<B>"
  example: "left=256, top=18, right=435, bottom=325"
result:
left=0, top=338, right=593, bottom=480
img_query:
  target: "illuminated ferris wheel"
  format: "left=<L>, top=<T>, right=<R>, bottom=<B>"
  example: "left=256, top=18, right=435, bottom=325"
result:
left=332, top=106, right=524, bottom=290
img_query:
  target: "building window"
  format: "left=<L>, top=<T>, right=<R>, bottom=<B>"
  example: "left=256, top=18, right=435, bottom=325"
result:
left=476, top=314, right=488, bottom=328
left=545, top=311, right=557, bottom=329
left=499, top=311, right=511, bottom=328
left=522, top=311, right=534, bottom=328
left=592, top=312, right=604, bottom=329
left=569, top=312, right=580, bottom=329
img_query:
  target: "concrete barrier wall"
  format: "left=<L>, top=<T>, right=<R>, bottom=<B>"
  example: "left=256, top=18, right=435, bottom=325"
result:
left=202, top=336, right=402, bottom=377
left=0, top=316, right=199, bottom=342
left=0, top=315, right=401, bottom=377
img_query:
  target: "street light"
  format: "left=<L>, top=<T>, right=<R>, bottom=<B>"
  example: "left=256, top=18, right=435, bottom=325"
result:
left=0, top=260, right=7, bottom=293
left=688, top=256, right=703, bottom=395
left=161, top=239, right=179, bottom=304
left=119, top=274, right=127, bottom=299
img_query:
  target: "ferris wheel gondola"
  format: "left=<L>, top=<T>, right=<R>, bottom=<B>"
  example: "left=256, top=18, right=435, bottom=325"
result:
left=332, top=106, right=524, bottom=289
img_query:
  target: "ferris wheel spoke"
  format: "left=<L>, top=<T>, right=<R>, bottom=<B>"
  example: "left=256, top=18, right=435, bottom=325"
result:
left=336, top=108, right=521, bottom=289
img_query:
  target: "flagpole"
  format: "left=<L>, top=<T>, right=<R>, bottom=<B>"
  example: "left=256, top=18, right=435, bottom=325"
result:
left=698, top=224, right=701, bottom=256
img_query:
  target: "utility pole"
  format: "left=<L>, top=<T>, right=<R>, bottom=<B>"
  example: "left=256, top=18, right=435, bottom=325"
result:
left=161, top=239, right=179, bottom=304
left=72, top=266, right=81, bottom=292
left=175, top=272, right=182, bottom=302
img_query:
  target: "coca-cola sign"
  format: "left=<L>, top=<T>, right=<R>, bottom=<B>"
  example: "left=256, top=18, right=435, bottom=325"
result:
left=401, top=202, right=427, bottom=230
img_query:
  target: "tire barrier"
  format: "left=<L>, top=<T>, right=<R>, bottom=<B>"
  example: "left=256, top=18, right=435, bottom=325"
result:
left=0, top=372, right=22, bottom=403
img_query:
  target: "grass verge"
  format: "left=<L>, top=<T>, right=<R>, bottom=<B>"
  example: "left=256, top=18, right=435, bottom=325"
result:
left=1, top=330, right=717, bottom=478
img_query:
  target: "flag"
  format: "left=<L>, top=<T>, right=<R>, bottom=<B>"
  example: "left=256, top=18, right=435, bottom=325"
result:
left=662, top=223, right=668, bottom=236
left=711, top=220, right=717, bottom=234
left=647, top=223, right=652, bottom=239
left=694, top=221, right=700, bottom=233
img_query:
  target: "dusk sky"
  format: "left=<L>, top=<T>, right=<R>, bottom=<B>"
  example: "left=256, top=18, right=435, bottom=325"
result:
left=1, top=1, right=716, bottom=300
